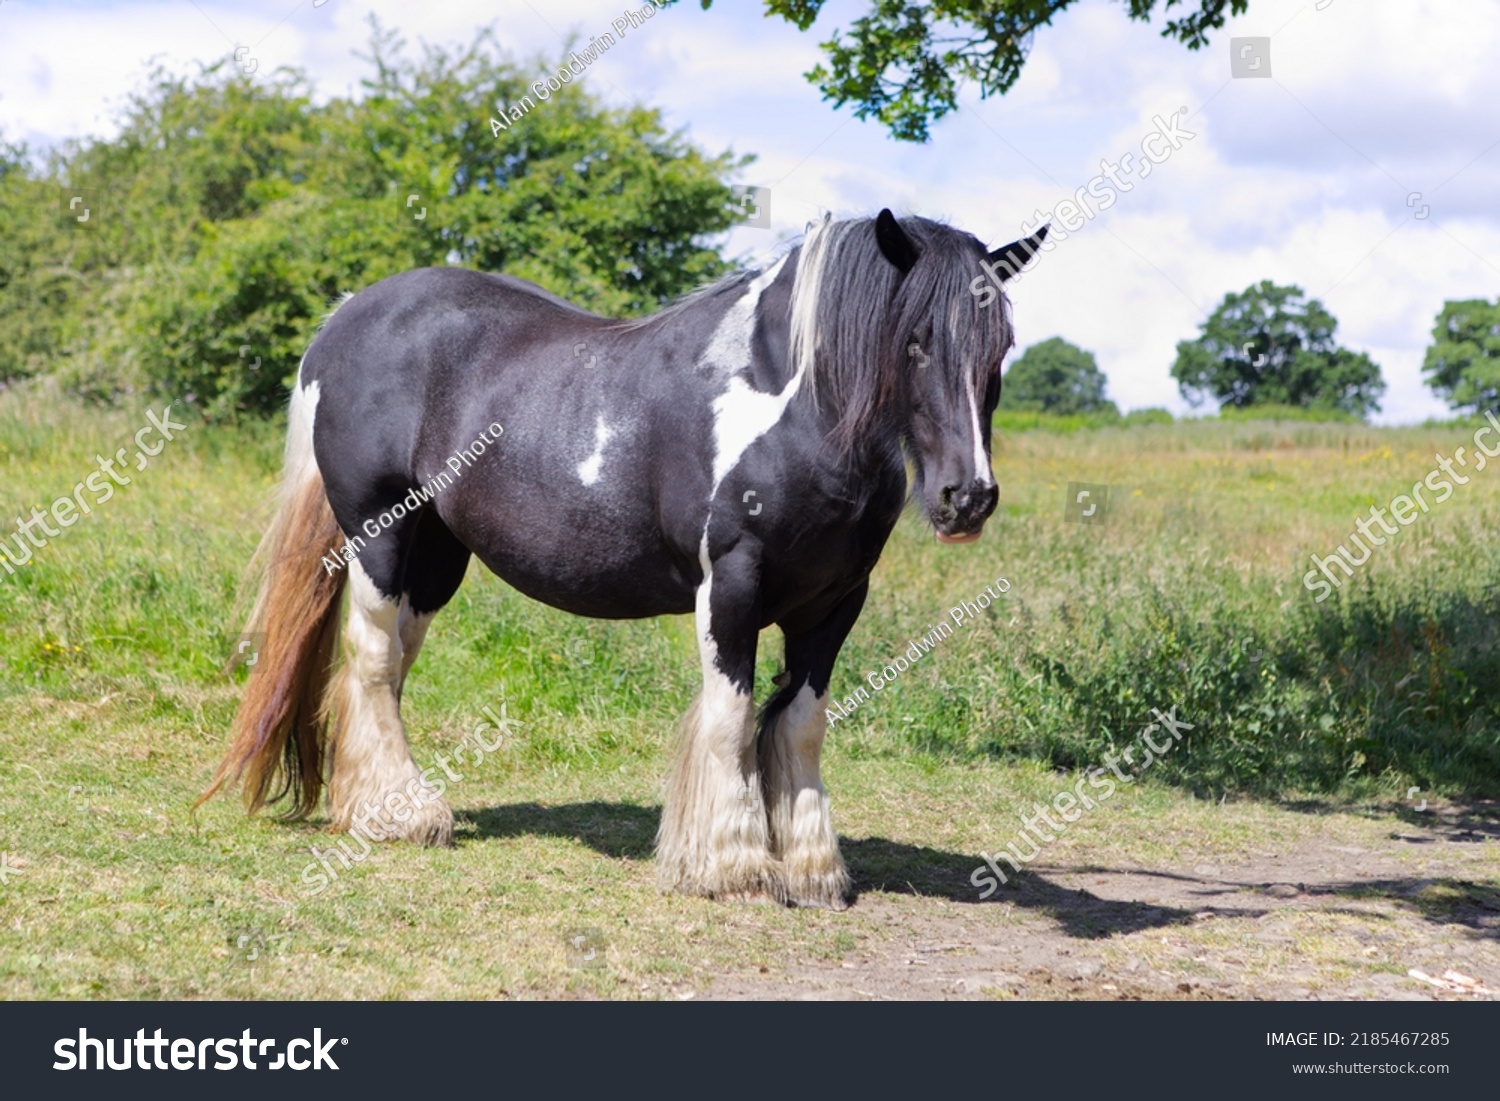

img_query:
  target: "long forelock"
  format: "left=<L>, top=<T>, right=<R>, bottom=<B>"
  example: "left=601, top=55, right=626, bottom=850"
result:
left=895, top=227, right=1014, bottom=397
left=789, top=215, right=1014, bottom=453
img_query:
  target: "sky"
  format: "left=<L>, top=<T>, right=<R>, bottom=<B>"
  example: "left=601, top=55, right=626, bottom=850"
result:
left=2, top=0, right=1496, bottom=423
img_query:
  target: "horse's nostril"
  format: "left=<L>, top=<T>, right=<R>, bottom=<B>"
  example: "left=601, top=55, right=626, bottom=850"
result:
left=940, top=483, right=996, bottom=523
left=950, top=483, right=996, bottom=522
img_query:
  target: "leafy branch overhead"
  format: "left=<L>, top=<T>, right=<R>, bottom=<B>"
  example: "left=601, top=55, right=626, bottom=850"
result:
left=680, top=0, right=1249, bottom=141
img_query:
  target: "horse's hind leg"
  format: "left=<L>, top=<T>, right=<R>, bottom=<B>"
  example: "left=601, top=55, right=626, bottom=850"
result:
left=327, top=508, right=469, bottom=847
left=657, top=548, right=784, bottom=902
left=396, top=511, right=471, bottom=699
left=756, top=581, right=867, bottom=909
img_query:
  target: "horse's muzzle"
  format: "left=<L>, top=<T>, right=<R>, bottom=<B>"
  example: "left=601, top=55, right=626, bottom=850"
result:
left=932, top=481, right=998, bottom=542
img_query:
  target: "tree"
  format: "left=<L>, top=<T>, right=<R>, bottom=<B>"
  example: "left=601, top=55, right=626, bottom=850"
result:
left=0, top=134, right=74, bottom=384
left=1422, top=299, right=1500, bottom=414
left=13, top=22, right=751, bottom=418
left=678, top=0, right=1249, bottom=141
left=1002, top=336, right=1118, bottom=415
left=1171, top=281, right=1385, bottom=420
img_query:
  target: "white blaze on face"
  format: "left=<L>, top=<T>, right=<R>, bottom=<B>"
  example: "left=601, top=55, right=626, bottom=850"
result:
left=949, top=310, right=993, bottom=493
left=967, top=384, right=994, bottom=490
left=943, top=301, right=992, bottom=491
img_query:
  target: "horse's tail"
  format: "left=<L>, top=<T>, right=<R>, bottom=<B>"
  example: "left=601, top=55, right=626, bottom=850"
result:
left=198, top=379, right=346, bottom=819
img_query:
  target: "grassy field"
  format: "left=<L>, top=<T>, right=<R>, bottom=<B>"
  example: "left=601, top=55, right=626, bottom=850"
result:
left=0, top=383, right=1496, bottom=999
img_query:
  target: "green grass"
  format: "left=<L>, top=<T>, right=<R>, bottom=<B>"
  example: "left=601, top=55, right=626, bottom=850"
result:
left=1214, top=402, right=1361, bottom=424
left=0, top=383, right=1498, bottom=998
left=2, top=386, right=1498, bottom=797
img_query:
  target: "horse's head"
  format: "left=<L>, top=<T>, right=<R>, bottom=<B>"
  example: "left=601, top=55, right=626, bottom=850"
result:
left=872, top=209, right=1047, bottom=543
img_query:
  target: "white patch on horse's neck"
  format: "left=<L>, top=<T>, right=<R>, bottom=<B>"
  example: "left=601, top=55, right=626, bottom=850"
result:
left=577, top=415, right=615, bottom=486
left=697, top=254, right=807, bottom=497
left=699, top=257, right=788, bottom=376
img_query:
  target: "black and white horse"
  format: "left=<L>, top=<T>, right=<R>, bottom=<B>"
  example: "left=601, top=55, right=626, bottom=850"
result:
left=203, top=209, right=1044, bottom=908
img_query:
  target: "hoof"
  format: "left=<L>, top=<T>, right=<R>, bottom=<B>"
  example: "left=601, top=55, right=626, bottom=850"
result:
left=656, top=857, right=789, bottom=906
left=785, top=862, right=853, bottom=910
left=330, top=785, right=454, bottom=848
left=401, top=799, right=455, bottom=847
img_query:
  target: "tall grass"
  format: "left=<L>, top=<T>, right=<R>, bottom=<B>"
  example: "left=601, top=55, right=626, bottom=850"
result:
left=1, top=383, right=1496, bottom=798
left=839, top=418, right=1500, bottom=795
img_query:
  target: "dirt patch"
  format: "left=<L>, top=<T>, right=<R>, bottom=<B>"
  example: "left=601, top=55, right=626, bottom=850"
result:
left=702, top=802, right=1500, bottom=1000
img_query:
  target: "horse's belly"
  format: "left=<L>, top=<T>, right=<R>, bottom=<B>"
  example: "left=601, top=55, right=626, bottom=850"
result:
left=432, top=413, right=710, bottom=619
left=473, top=548, right=697, bottom=619
left=458, top=498, right=698, bottom=619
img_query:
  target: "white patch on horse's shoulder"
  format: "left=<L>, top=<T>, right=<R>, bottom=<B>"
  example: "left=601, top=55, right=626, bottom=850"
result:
left=698, top=257, right=787, bottom=375
left=699, top=255, right=804, bottom=497
left=577, top=415, right=615, bottom=486
left=710, top=375, right=802, bottom=491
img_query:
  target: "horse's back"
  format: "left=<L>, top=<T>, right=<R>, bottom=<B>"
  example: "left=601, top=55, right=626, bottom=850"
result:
left=300, top=265, right=610, bottom=460
left=306, top=267, right=600, bottom=381
left=299, top=266, right=713, bottom=618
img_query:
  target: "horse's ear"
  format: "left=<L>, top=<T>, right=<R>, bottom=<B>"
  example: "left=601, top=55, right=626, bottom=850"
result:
left=874, top=209, right=919, bottom=274
left=986, top=224, right=1049, bottom=281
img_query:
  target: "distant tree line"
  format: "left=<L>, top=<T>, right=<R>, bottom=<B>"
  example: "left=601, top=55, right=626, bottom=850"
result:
left=1004, top=280, right=1500, bottom=423
left=5, top=15, right=1496, bottom=429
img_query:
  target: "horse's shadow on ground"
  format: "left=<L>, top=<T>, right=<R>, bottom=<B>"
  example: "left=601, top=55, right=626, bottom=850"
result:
left=458, top=801, right=1194, bottom=939
left=1275, top=796, right=1500, bottom=845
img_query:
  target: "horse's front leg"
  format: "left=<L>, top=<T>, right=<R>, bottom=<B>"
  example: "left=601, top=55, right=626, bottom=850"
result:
left=656, top=546, right=784, bottom=903
left=757, top=580, right=868, bottom=910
